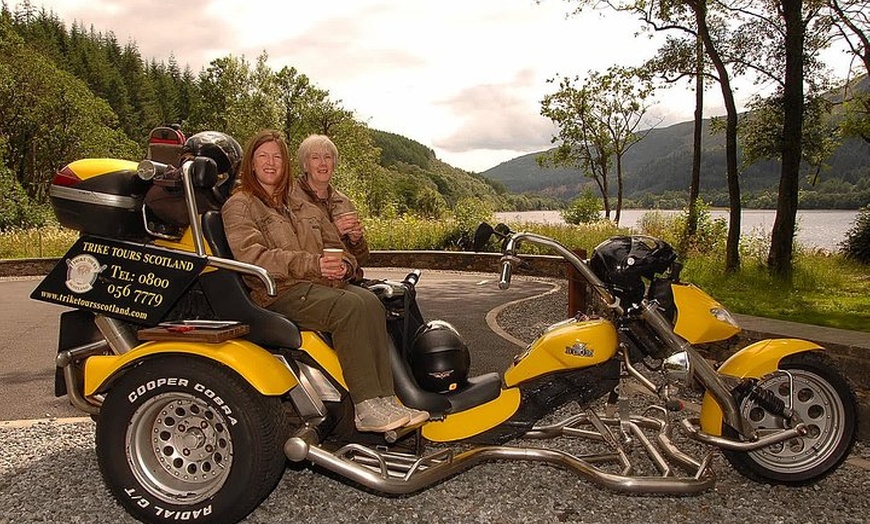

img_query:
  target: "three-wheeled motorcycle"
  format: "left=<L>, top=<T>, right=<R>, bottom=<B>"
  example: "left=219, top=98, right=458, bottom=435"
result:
left=32, top=130, right=857, bottom=524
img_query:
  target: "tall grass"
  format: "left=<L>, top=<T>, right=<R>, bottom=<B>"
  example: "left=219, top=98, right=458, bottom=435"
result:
left=365, top=216, right=632, bottom=254
left=633, top=210, right=869, bottom=332
left=0, top=226, right=78, bottom=259
left=484, top=220, right=632, bottom=255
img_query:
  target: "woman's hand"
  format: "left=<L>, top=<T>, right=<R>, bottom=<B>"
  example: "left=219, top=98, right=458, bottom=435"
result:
left=334, top=213, right=364, bottom=243
left=319, top=255, right=348, bottom=280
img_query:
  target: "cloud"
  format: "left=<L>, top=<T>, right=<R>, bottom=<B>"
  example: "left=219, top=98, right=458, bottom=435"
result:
left=434, top=70, right=557, bottom=154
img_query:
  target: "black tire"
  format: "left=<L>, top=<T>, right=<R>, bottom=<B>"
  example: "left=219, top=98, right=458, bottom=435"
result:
left=722, top=351, right=857, bottom=484
left=96, top=355, right=289, bottom=524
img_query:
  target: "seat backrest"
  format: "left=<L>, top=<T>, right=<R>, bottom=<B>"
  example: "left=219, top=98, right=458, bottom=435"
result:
left=147, top=126, right=186, bottom=166
left=202, top=209, right=234, bottom=258
left=199, top=210, right=301, bottom=348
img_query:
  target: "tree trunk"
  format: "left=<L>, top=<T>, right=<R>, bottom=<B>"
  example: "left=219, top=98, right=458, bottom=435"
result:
left=614, top=154, right=624, bottom=225
left=694, top=1, right=741, bottom=272
left=687, top=33, right=704, bottom=240
left=768, top=0, right=805, bottom=278
left=595, top=171, right=611, bottom=220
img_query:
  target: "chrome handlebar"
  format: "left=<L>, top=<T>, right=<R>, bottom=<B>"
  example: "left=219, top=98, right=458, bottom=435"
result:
left=499, top=231, right=623, bottom=315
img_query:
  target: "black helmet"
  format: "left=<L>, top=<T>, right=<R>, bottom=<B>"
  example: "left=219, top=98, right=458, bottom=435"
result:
left=182, top=131, right=242, bottom=202
left=589, top=235, right=677, bottom=306
left=410, top=320, right=470, bottom=393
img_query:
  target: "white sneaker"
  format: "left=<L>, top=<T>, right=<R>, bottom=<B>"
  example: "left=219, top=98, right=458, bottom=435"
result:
left=380, top=397, right=430, bottom=426
left=354, top=398, right=409, bottom=433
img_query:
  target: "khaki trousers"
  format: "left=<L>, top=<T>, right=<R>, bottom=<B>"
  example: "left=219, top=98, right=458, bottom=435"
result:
left=267, top=282, right=394, bottom=403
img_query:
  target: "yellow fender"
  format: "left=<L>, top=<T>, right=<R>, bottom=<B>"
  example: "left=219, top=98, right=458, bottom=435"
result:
left=299, top=331, right=348, bottom=389
left=84, top=339, right=298, bottom=397
left=699, top=338, right=823, bottom=435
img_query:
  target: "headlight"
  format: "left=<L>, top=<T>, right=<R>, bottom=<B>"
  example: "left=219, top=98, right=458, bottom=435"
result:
left=711, top=307, right=738, bottom=328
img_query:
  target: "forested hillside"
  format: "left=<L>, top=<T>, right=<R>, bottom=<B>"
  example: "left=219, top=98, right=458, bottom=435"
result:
left=0, top=6, right=553, bottom=230
left=482, top=116, right=870, bottom=209
left=482, top=114, right=870, bottom=209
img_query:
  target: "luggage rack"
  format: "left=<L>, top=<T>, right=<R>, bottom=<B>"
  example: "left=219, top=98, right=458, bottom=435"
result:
left=138, top=320, right=249, bottom=343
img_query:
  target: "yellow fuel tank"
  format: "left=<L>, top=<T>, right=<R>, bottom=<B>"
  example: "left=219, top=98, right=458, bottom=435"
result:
left=503, top=318, right=618, bottom=387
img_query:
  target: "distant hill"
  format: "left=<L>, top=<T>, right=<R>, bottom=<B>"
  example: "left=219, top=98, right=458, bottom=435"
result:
left=370, top=130, right=557, bottom=212
left=481, top=77, right=870, bottom=209
left=481, top=118, right=870, bottom=203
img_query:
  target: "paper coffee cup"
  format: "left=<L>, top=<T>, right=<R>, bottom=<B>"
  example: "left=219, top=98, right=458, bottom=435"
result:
left=322, top=248, right=344, bottom=260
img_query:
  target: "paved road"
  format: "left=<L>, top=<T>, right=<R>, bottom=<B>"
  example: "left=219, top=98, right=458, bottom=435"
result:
left=0, top=269, right=556, bottom=422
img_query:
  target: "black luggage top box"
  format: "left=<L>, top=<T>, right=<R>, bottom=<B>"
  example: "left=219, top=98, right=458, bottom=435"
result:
left=50, top=158, right=150, bottom=240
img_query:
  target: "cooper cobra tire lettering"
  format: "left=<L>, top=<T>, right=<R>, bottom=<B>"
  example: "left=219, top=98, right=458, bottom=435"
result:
left=194, top=382, right=238, bottom=425
left=127, top=378, right=189, bottom=403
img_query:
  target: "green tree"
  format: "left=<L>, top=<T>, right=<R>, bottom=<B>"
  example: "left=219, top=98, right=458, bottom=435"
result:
left=0, top=17, right=138, bottom=205
left=720, top=1, right=835, bottom=277
left=561, top=188, right=603, bottom=225
left=539, top=66, right=655, bottom=225
left=825, top=0, right=869, bottom=143
left=187, top=53, right=280, bottom=142
left=645, top=29, right=709, bottom=240
left=274, top=66, right=330, bottom=144
left=0, top=137, right=41, bottom=229
left=561, top=0, right=745, bottom=271
left=841, top=205, right=870, bottom=262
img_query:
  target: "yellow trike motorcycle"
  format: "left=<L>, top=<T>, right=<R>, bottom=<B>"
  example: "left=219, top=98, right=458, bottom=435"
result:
left=32, top=130, right=857, bottom=524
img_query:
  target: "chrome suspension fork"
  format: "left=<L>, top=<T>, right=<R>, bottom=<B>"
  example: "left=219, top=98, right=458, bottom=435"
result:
left=637, top=301, right=753, bottom=437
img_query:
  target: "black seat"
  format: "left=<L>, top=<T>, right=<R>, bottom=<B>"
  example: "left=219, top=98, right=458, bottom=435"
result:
left=199, top=210, right=301, bottom=348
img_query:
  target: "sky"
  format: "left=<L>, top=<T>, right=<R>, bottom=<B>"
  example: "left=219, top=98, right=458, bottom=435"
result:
left=21, top=1, right=860, bottom=173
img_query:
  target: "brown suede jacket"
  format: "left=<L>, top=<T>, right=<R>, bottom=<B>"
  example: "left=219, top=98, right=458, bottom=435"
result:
left=221, top=190, right=358, bottom=307
left=295, top=176, right=370, bottom=266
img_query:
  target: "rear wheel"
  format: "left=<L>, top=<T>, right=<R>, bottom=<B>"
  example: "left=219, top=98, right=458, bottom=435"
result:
left=722, top=352, right=857, bottom=484
left=96, top=355, right=289, bottom=524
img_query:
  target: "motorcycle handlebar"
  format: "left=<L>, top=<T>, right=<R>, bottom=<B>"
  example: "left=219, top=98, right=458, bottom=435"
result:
left=498, top=256, right=514, bottom=290
left=499, top=231, right=623, bottom=315
left=404, top=269, right=421, bottom=288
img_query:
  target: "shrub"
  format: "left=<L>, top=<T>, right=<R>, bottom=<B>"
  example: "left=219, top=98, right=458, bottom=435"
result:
left=636, top=202, right=728, bottom=258
left=0, top=142, right=44, bottom=230
left=840, top=206, right=870, bottom=264
left=561, top=189, right=602, bottom=225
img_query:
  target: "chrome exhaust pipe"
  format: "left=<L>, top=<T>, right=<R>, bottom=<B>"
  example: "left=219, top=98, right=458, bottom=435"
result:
left=56, top=339, right=109, bottom=415
left=94, top=315, right=139, bottom=354
left=680, top=418, right=808, bottom=451
left=284, top=425, right=716, bottom=495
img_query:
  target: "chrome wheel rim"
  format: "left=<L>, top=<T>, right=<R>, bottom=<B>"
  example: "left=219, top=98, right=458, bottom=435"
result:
left=126, top=392, right=234, bottom=504
left=741, top=368, right=846, bottom=474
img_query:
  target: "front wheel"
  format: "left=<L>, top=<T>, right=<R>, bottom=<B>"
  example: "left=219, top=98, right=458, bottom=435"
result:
left=96, top=355, right=289, bottom=524
left=722, top=352, right=857, bottom=484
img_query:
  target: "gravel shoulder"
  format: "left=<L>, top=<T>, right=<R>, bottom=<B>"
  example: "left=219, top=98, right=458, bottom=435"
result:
left=1, top=419, right=868, bottom=524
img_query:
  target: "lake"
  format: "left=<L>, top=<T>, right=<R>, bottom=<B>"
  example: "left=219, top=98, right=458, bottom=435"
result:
left=493, top=209, right=860, bottom=252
